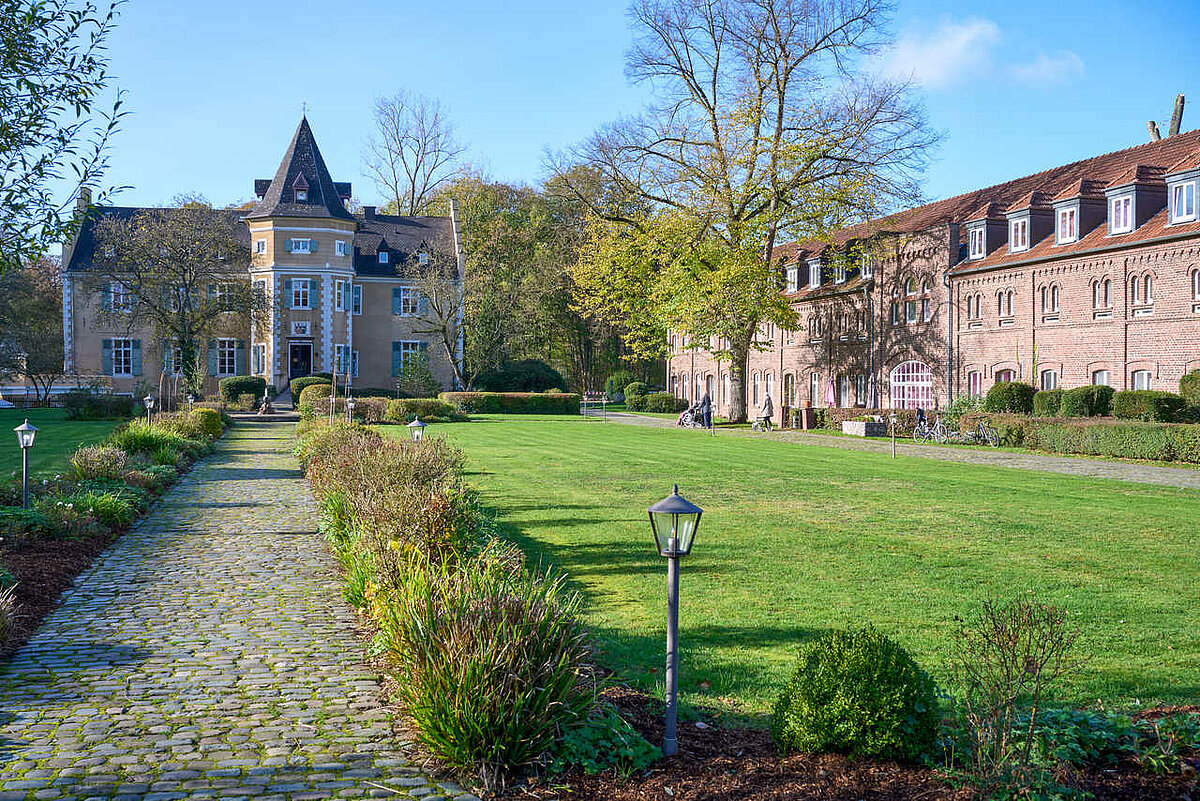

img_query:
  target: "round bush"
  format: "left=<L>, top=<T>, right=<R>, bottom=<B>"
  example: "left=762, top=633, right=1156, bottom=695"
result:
left=606, top=369, right=639, bottom=399
left=770, top=627, right=939, bottom=762
left=985, top=381, right=1036, bottom=414
left=298, top=383, right=334, bottom=418
left=1032, top=389, right=1064, bottom=417
left=218, top=376, right=266, bottom=404
left=290, top=376, right=334, bottom=408
left=1060, top=385, right=1114, bottom=417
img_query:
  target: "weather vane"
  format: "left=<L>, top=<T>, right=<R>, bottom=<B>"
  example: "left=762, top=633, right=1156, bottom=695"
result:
left=301, top=100, right=308, bottom=117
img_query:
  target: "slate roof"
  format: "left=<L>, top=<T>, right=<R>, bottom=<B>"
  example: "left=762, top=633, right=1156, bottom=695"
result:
left=65, top=207, right=250, bottom=273
left=775, top=127, right=1200, bottom=269
left=352, top=212, right=457, bottom=278
left=245, top=117, right=355, bottom=222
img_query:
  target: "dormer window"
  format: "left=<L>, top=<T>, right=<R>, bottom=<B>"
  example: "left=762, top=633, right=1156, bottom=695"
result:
left=1056, top=207, right=1077, bottom=244
left=861, top=254, right=873, bottom=278
left=786, top=265, right=798, bottom=292
left=1010, top=218, right=1029, bottom=252
left=807, top=258, right=820, bottom=289
left=1109, top=195, right=1133, bottom=234
left=834, top=263, right=846, bottom=284
left=296, top=188, right=308, bottom=202
left=378, top=251, right=389, bottom=264
left=968, top=227, right=985, bottom=259
left=292, top=174, right=310, bottom=203
left=1170, top=181, right=1197, bottom=223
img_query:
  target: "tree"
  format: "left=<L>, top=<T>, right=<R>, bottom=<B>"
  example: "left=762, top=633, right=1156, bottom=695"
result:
left=1, top=0, right=126, bottom=274
left=90, top=197, right=254, bottom=394
left=0, top=257, right=65, bottom=401
left=364, top=90, right=467, bottom=217
left=556, top=0, right=934, bottom=421
left=408, top=250, right=467, bottom=389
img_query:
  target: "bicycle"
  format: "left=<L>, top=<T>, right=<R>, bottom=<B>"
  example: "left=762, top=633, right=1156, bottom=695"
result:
left=913, top=412, right=948, bottom=444
left=967, top=418, right=999, bottom=447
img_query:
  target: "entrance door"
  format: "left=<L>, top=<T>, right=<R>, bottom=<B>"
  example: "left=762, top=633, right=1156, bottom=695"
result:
left=289, top=342, right=312, bottom=379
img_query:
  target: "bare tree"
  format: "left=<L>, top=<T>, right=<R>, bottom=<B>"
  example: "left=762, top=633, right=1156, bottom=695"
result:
left=409, top=251, right=467, bottom=389
left=364, top=91, right=467, bottom=216
left=556, top=0, right=936, bottom=421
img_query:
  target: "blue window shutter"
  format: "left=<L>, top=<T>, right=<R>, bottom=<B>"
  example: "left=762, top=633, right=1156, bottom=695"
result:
left=353, top=284, right=362, bottom=314
left=309, top=280, right=320, bottom=309
left=392, top=342, right=401, bottom=376
left=101, top=283, right=112, bottom=312
left=392, top=287, right=401, bottom=315
left=101, top=339, right=113, bottom=375
left=283, top=279, right=293, bottom=308
left=285, top=238, right=294, bottom=253
left=417, top=341, right=429, bottom=354
left=207, top=284, right=216, bottom=301
left=207, top=340, right=218, bottom=377
left=132, top=340, right=143, bottom=376
left=235, top=340, right=246, bottom=375
left=417, top=294, right=429, bottom=315
left=309, top=239, right=318, bottom=253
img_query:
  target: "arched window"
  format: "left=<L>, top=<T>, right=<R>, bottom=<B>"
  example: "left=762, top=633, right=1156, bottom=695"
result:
left=765, top=372, right=775, bottom=402
left=1192, top=269, right=1200, bottom=300
left=783, top=373, right=795, bottom=406
left=705, top=374, right=714, bottom=402
left=722, top=373, right=730, bottom=405
left=1131, top=275, right=1141, bottom=304
left=1144, top=274, right=1154, bottom=304
left=889, top=361, right=933, bottom=410
left=997, top=291, right=1004, bottom=316
left=922, top=278, right=932, bottom=295
left=1132, top=370, right=1153, bottom=390
left=681, top=374, right=690, bottom=400
left=1051, top=284, right=1060, bottom=311
left=1103, top=279, right=1111, bottom=307
left=695, top=373, right=703, bottom=400
left=1040, top=369, right=1058, bottom=390
left=752, top=372, right=761, bottom=406
left=904, top=277, right=917, bottom=295
left=1006, top=291, right=1014, bottom=316
left=995, top=368, right=1015, bottom=383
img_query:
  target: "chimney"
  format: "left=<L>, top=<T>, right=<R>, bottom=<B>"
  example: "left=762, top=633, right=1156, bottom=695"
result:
left=77, top=188, right=93, bottom=212
left=1169, top=94, right=1185, bottom=137
left=1147, top=121, right=1162, bottom=142
left=362, top=205, right=376, bottom=220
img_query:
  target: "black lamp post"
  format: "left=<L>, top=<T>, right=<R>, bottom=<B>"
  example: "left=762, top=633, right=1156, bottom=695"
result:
left=143, top=394, right=156, bottom=425
left=647, top=484, right=703, bottom=757
left=14, top=419, right=37, bottom=509
left=407, top=416, right=426, bottom=442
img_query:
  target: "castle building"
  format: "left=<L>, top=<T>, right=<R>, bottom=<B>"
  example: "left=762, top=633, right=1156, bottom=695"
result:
left=669, top=129, right=1200, bottom=422
left=61, top=118, right=464, bottom=397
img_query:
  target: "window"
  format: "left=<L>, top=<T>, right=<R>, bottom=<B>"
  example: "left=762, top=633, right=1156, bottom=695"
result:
left=783, top=374, right=795, bottom=406
left=336, top=344, right=352, bottom=375
left=997, top=290, right=1014, bottom=317
left=968, top=227, right=985, bottom=258
left=1110, top=195, right=1133, bottom=233
left=1040, top=369, right=1058, bottom=390
left=1132, top=370, right=1153, bottom=390
left=296, top=188, right=307, bottom=202
left=855, top=374, right=867, bottom=405
left=968, top=371, right=983, bottom=397
left=905, top=277, right=917, bottom=295
left=810, top=372, right=821, bottom=406
left=379, top=250, right=389, bottom=264
left=1093, top=279, right=1112, bottom=309
left=392, top=340, right=425, bottom=375
left=166, top=341, right=182, bottom=375
left=1056, top=207, right=1077, bottom=243
left=216, top=338, right=237, bottom=376
left=766, top=372, right=775, bottom=402
left=1092, top=370, right=1110, bottom=386
left=352, top=284, right=362, bottom=315
left=1010, top=218, right=1029, bottom=251
left=889, top=361, right=933, bottom=410
left=890, top=302, right=899, bottom=325
left=905, top=299, right=916, bottom=323
left=921, top=297, right=931, bottom=322
left=394, top=287, right=421, bottom=315
left=1171, top=182, right=1197, bottom=223
left=1192, top=269, right=1200, bottom=300
left=335, top=240, right=347, bottom=257
left=351, top=349, right=359, bottom=378
left=834, top=263, right=846, bottom=284
left=838, top=375, right=849, bottom=406
left=418, top=252, right=430, bottom=266
left=291, top=278, right=310, bottom=309
left=1040, top=284, right=1059, bottom=313
left=212, top=283, right=237, bottom=310
left=111, top=338, right=134, bottom=376
left=335, top=280, right=346, bottom=312
left=251, top=343, right=266, bottom=375
left=861, top=254, right=874, bottom=278
left=253, top=280, right=267, bottom=307
left=290, top=238, right=312, bottom=254
left=786, top=266, right=798, bottom=292
left=1130, top=275, right=1141, bottom=304
left=722, top=373, right=729, bottom=405
left=1143, top=275, right=1153, bottom=304
left=255, top=239, right=266, bottom=254
left=110, top=281, right=132, bottom=312
left=808, top=259, right=820, bottom=288
left=752, top=373, right=761, bottom=406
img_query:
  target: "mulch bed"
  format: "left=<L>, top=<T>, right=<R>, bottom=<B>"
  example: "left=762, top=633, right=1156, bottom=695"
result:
left=520, top=687, right=1199, bottom=801
left=0, top=530, right=116, bottom=659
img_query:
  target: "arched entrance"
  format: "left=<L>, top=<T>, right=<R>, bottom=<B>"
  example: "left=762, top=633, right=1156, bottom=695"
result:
left=889, top=361, right=933, bottom=409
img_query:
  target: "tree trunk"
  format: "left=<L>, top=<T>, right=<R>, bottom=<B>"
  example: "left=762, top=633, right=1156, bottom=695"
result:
left=727, top=342, right=750, bottom=423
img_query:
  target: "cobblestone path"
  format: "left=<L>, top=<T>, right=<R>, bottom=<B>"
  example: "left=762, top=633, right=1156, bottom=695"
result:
left=591, top=410, right=1200, bottom=489
left=0, top=420, right=473, bottom=801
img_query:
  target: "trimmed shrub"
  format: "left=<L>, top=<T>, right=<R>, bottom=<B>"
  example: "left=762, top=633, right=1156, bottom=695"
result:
left=1032, top=389, right=1064, bottom=417
left=191, top=408, right=224, bottom=439
left=1181, top=370, right=1200, bottom=407
left=1060, top=385, right=1114, bottom=418
left=62, top=391, right=135, bottom=420
left=290, top=375, right=333, bottom=408
left=384, top=398, right=467, bottom=423
left=298, top=383, right=335, bottom=418
left=606, top=370, right=639, bottom=400
left=218, top=376, right=266, bottom=404
left=310, top=396, right=389, bottom=423
left=473, top=359, right=566, bottom=393
left=1113, top=390, right=1188, bottom=422
left=820, top=407, right=920, bottom=436
left=623, top=382, right=648, bottom=411
left=71, top=446, right=128, bottom=480
left=439, top=392, right=580, bottom=415
left=771, top=627, right=939, bottom=762
left=985, top=381, right=1036, bottom=415
left=643, top=391, right=687, bottom=413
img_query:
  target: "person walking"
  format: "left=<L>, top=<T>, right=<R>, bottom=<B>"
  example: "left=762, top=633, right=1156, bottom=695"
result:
left=699, top=392, right=713, bottom=429
left=760, top=394, right=774, bottom=432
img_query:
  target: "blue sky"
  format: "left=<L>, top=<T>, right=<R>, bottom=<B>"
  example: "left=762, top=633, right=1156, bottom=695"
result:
left=97, top=0, right=1200, bottom=211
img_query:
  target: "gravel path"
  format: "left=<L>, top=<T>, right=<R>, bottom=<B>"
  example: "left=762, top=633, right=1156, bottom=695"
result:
left=0, top=420, right=472, bottom=801
left=590, top=411, right=1200, bottom=490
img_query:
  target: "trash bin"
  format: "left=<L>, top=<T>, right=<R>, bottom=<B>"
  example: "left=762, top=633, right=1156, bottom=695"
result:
left=797, top=406, right=817, bottom=430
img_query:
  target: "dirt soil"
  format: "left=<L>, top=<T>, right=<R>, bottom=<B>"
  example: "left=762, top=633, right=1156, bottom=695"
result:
left=526, top=687, right=1199, bottom=801
left=0, top=531, right=115, bottom=658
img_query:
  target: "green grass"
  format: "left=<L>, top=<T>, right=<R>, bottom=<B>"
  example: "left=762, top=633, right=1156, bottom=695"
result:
left=0, top=408, right=123, bottom=478
left=398, top=415, right=1200, bottom=722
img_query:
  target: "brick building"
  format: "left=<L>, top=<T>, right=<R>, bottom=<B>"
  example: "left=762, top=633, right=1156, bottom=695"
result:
left=668, top=129, right=1200, bottom=423
left=61, top=118, right=464, bottom=397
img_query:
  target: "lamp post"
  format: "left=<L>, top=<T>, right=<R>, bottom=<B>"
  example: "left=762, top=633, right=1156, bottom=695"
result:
left=647, top=484, right=703, bottom=757
left=407, top=416, right=426, bottom=442
left=345, top=395, right=356, bottom=423
left=144, top=394, right=156, bottom=425
left=14, top=420, right=37, bottom=509
left=187, top=393, right=196, bottom=412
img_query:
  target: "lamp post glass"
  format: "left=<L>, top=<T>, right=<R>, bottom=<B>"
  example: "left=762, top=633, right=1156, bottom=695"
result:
left=346, top=397, right=356, bottom=422
left=647, top=484, right=702, bottom=758
left=144, top=394, right=155, bottom=424
left=407, top=416, right=426, bottom=442
left=14, top=419, right=37, bottom=509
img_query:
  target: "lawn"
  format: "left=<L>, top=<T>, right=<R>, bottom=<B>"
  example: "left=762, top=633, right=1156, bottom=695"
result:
left=407, top=415, right=1200, bottom=721
left=0, top=408, right=122, bottom=478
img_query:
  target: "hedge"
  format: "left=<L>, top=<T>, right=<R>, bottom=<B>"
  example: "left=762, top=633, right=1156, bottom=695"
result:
left=384, top=398, right=468, bottom=423
left=1060, top=385, right=1114, bottom=418
left=1032, top=389, right=1064, bottom=417
left=298, top=383, right=335, bottom=417
left=309, top=396, right=388, bottom=423
left=290, top=376, right=333, bottom=408
left=817, top=407, right=920, bottom=436
left=218, top=376, right=266, bottom=404
left=62, top=391, right=136, bottom=420
left=643, top=392, right=687, bottom=413
left=473, top=359, right=566, bottom=393
left=1181, top=370, right=1200, bottom=407
left=959, top=412, right=1200, bottom=463
left=985, top=381, right=1036, bottom=414
left=1112, top=390, right=1188, bottom=422
left=440, top=392, right=581, bottom=415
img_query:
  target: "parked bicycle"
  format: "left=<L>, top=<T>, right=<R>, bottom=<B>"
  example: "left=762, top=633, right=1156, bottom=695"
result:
left=963, top=417, right=1000, bottom=447
left=912, top=409, right=949, bottom=444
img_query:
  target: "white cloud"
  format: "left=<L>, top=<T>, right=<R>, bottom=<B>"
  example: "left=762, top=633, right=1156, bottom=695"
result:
left=1009, top=51, right=1086, bottom=85
left=882, top=18, right=1001, bottom=90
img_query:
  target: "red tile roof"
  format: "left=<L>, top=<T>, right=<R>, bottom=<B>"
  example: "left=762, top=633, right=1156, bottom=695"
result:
left=775, top=128, right=1200, bottom=266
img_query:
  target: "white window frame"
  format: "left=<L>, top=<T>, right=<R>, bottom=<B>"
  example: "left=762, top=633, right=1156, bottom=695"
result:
left=968, top=227, right=985, bottom=259
left=351, top=349, right=359, bottom=378
left=1040, top=369, right=1058, bottom=391
left=398, top=287, right=420, bottom=316
left=167, top=341, right=183, bottom=375
left=292, top=278, right=310, bottom=309
left=336, top=344, right=351, bottom=375
left=1056, top=207, right=1077, bottom=244
left=1132, top=370, right=1153, bottom=390
left=352, top=284, right=362, bottom=315
left=334, top=279, right=346, bottom=312
left=378, top=251, right=389, bottom=264
left=1192, top=269, right=1200, bottom=301
left=1092, top=370, right=1110, bottom=387
left=968, top=370, right=982, bottom=397
left=335, top=240, right=347, bottom=257
left=251, top=343, right=266, bottom=375
left=291, top=238, right=312, bottom=254
left=786, top=266, right=798, bottom=292
left=1110, top=195, right=1133, bottom=234
left=861, top=254, right=873, bottom=279
left=808, top=259, right=820, bottom=289
left=255, top=239, right=267, bottom=254
left=1170, top=181, right=1197, bottom=223
left=834, top=263, right=847, bottom=284
left=110, top=281, right=132, bottom=313
left=216, top=338, right=238, bottom=376
left=397, top=340, right=422, bottom=370
left=855, top=374, right=867, bottom=405
left=810, top=372, right=821, bottom=406
left=1010, top=218, right=1028, bottom=252
left=904, top=299, right=917, bottom=324
left=995, top=369, right=1015, bottom=384
left=111, top=338, right=134, bottom=376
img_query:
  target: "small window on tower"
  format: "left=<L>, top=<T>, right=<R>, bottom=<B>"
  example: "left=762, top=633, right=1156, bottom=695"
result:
left=379, top=251, right=389, bottom=264
left=296, top=188, right=307, bottom=202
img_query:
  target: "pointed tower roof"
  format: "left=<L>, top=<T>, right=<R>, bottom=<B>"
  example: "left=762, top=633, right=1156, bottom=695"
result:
left=246, top=118, right=355, bottom=221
